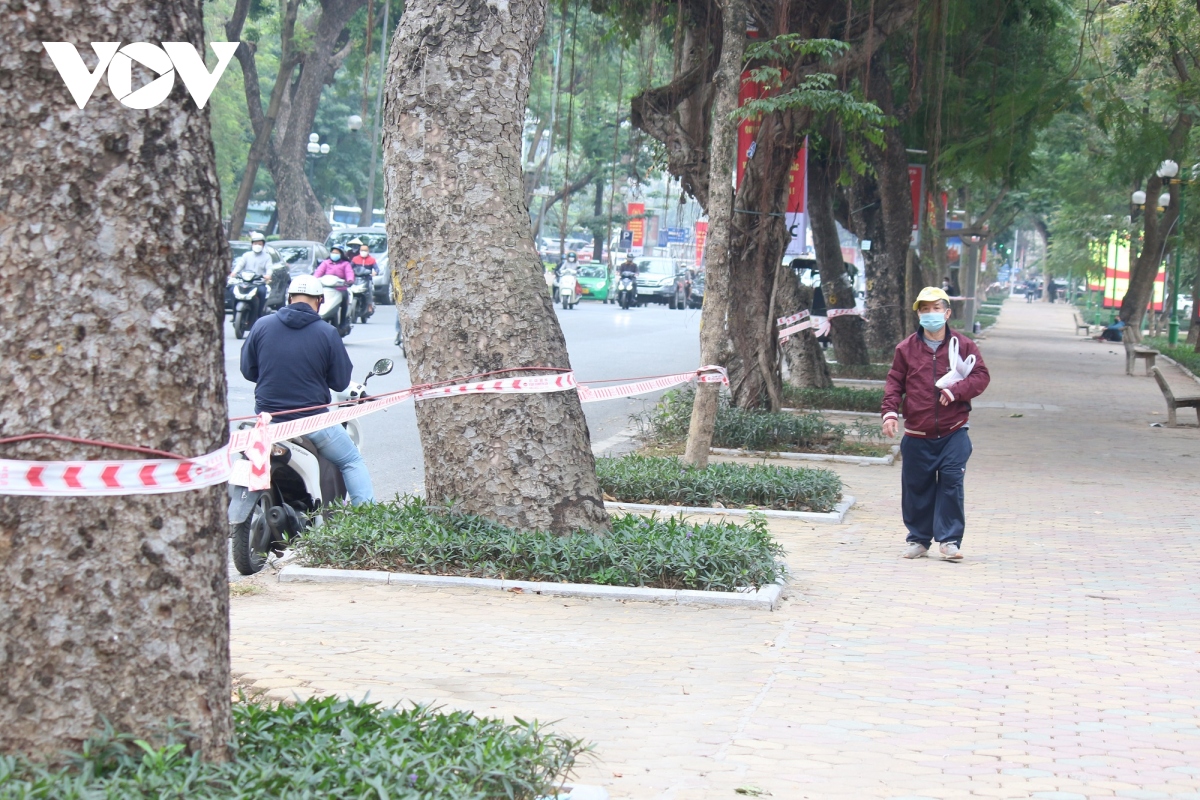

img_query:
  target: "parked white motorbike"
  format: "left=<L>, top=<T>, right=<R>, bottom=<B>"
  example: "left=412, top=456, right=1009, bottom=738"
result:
left=318, top=274, right=352, bottom=338
left=227, top=357, right=395, bottom=575
left=559, top=268, right=581, bottom=310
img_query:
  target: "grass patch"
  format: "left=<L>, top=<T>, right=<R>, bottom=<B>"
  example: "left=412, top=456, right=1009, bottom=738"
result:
left=0, top=697, right=586, bottom=799
left=977, top=313, right=997, bottom=329
left=781, top=385, right=884, bottom=412
left=297, top=495, right=786, bottom=591
left=598, top=454, right=842, bottom=512
left=1144, top=336, right=1200, bottom=375
left=639, top=388, right=886, bottom=454
left=985, top=292, right=1007, bottom=303
left=229, top=583, right=263, bottom=597
left=827, top=362, right=890, bottom=380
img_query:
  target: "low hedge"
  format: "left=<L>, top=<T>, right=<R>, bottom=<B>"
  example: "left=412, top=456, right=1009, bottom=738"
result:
left=297, top=495, right=786, bottom=591
left=640, top=388, right=884, bottom=452
left=781, top=385, right=884, bottom=412
left=0, top=697, right=586, bottom=799
left=598, top=454, right=842, bottom=513
left=827, top=362, right=890, bottom=380
left=1144, top=336, right=1200, bottom=376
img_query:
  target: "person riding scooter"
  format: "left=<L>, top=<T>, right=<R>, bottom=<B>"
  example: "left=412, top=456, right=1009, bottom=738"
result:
left=231, top=231, right=272, bottom=319
left=314, top=245, right=355, bottom=329
left=351, top=241, right=380, bottom=316
left=238, top=274, right=375, bottom=505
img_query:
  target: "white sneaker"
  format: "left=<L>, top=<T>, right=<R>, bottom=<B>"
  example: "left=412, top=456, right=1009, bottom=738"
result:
left=902, top=543, right=929, bottom=559
left=939, top=542, right=963, bottom=561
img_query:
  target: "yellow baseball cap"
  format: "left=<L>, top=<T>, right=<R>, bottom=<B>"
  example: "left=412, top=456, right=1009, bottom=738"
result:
left=913, top=286, right=951, bottom=310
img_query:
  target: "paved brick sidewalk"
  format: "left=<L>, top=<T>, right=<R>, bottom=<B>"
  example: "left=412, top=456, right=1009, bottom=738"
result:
left=231, top=299, right=1200, bottom=799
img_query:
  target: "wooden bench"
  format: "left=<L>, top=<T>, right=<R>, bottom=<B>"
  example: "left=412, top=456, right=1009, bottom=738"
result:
left=1124, top=344, right=1159, bottom=376
left=1150, top=366, right=1200, bottom=426
left=1073, top=312, right=1090, bottom=335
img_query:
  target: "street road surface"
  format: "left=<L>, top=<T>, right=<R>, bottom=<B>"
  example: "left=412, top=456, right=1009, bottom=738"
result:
left=223, top=299, right=701, bottom=499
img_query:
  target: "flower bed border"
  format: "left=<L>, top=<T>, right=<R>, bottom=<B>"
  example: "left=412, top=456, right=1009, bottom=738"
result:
left=603, top=495, right=854, bottom=523
left=710, top=445, right=899, bottom=466
left=278, top=564, right=786, bottom=611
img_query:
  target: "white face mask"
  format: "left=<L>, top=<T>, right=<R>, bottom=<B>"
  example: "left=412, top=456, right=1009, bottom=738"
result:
left=251, top=244, right=263, bottom=253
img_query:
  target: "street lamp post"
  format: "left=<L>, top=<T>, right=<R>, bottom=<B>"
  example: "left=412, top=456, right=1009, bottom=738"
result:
left=1157, top=160, right=1184, bottom=345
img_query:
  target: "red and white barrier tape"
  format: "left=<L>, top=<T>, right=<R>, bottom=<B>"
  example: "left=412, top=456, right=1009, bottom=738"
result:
left=0, top=365, right=728, bottom=496
left=778, top=307, right=862, bottom=342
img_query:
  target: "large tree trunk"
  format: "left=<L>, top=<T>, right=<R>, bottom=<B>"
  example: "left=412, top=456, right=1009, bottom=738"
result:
left=809, top=152, right=870, bottom=366
left=0, top=2, right=231, bottom=759
left=683, top=0, right=743, bottom=468
left=1120, top=175, right=1176, bottom=339
left=273, top=0, right=366, bottom=240
left=778, top=270, right=833, bottom=389
left=384, top=0, right=608, bottom=534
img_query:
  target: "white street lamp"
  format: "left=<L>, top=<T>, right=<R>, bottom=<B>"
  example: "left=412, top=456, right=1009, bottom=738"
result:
left=309, top=133, right=320, bottom=143
left=306, top=141, right=320, bottom=154
left=1158, top=192, right=1171, bottom=208
left=1157, top=159, right=1180, bottom=179
left=1131, top=190, right=1147, bottom=206
left=347, top=114, right=363, bottom=131
left=320, top=143, right=330, bottom=155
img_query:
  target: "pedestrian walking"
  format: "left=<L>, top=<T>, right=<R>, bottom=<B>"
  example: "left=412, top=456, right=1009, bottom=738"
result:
left=881, top=286, right=991, bottom=561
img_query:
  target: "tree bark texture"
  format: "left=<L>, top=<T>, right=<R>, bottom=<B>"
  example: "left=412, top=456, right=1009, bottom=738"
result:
left=777, top=271, right=832, bottom=388
left=809, top=153, right=870, bottom=366
left=383, top=0, right=609, bottom=534
left=0, top=0, right=232, bottom=759
left=1120, top=176, right=1177, bottom=338
left=684, top=0, right=744, bottom=469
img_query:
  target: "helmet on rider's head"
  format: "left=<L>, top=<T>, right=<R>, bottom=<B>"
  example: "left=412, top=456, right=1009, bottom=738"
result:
left=287, top=275, right=324, bottom=297
left=330, top=244, right=344, bottom=255
left=248, top=231, right=266, bottom=243
left=346, top=237, right=363, bottom=248
left=566, top=251, right=577, bottom=262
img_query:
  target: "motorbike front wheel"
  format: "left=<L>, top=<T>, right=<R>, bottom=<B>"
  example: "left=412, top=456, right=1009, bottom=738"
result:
left=231, top=498, right=270, bottom=575
left=233, top=309, right=247, bottom=339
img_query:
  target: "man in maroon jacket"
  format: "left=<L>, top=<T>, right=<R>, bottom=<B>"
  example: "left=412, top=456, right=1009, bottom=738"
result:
left=881, top=287, right=991, bottom=561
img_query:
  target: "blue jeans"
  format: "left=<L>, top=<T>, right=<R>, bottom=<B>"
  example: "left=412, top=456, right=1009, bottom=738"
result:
left=900, top=428, right=972, bottom=546
left=307, top=424, right=374, bottom=506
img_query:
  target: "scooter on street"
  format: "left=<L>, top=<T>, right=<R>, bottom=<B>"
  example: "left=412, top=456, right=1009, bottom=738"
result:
left=318, top=275, right=352, bottom=337
left=559, top=268, right=581, bottom=310
left=616, top=270, right=638, bottom=310
left=231, top=270, right=266, bottom=340
left=227, top=357, right=395, bottom=575
left=350, top=266, right=374, bottom=325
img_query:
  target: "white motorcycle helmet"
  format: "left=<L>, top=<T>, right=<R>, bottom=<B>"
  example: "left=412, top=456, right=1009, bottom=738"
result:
left=287, top=275, right=325, bottom=297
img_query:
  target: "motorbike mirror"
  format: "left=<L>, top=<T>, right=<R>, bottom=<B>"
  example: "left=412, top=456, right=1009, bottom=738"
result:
left=370, top=358, right=394, bottom=377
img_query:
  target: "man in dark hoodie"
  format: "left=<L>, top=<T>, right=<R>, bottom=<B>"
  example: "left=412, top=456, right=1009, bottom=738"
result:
left=239, top=275, right=374, bottom=505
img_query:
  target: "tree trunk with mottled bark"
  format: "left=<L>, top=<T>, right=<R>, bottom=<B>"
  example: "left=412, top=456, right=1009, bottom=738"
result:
left=384, top=0, right=608, bottom=534
left=683, top=0, right=743, bottom=468
left=809, top=153, right=870, bottom=366
left=0, top=0, right=232, bottom=759
left=777, top=271, right=832, bottom=389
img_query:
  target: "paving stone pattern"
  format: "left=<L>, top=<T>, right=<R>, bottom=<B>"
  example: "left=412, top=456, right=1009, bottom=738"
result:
left=231, top=300, right=1200, bottom=799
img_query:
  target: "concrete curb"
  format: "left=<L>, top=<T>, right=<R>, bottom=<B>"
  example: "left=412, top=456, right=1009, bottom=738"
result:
left=604, top=495, right=854, bottom=524
left=710, top=446, right=897, bottom=466
left=278, top=565, right=787, bottom=611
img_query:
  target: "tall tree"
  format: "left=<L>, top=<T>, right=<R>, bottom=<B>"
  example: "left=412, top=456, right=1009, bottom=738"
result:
left=384, top=0, right=610, bottom=534
left=0, top=3, right=231, bottom=759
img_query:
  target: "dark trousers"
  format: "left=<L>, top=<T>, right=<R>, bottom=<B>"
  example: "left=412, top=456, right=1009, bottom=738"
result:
left=900, top=428, right=972, bottom=546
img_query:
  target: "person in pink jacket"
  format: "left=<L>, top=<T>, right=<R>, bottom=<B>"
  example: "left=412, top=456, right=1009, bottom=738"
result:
left=313, top=245, right=355, bottom=328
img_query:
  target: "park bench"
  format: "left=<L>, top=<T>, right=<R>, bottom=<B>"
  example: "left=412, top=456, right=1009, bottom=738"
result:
left=1150, top=366, right=1200, bottom=427
left=1073, top=312, right=1090, bottom=335
left=1124, top=343, right=1159, bottom=376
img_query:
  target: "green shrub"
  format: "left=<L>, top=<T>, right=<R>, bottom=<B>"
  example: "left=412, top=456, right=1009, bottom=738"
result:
left=598, top=454, right=842, bottom=512
left=977, top=313, right=997, bottom=328
left=1144, top=336, right=1200, bottom=376
left=827, top=362, right=890, bottom=380
left=781, top=385, right=884, bottom=412
left=297, top=495, right=787, bottom=591
left=0, top=697, right=586, bottom=799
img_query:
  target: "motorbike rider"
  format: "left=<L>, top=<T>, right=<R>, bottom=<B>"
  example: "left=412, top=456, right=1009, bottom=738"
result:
left=351, top=240, right=380, bottom=315
left=618, top=253, right=639, bottom=303
left=555, top=250, right=579, bottom=280
left=314, top=244, right=355, bottom=328
left=239, top=274, right=375, bottom=505
left=231, top=231, right=271, bottom=318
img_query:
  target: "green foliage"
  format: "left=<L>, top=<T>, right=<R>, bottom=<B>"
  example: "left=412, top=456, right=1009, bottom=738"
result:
left=1144, top=336, right=1200, bottom=375
left=639, top=388, right=883, bottom=452
left=296, top=496, right=787, bottom=592
left=744, top=36, right=849, bottom=65
left=827, top=362, right=891, bottom=380
left=0, top=698, right=585, bottom=799
left=597, top=455, right=843, bottom=513
left=780, top=385, right=885, bottom=412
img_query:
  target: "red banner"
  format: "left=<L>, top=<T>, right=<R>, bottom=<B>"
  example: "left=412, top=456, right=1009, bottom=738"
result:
left=627, top=202, right=645, bottom=256
left=695, top=220, right=708, bottom=267
left=908, top=164, right=925, bottom=246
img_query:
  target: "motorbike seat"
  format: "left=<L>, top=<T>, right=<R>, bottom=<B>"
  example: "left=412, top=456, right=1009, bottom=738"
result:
left=291, top=435, right=349, bottom=512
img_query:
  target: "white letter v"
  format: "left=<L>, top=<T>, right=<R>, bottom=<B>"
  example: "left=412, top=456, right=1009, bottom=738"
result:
left=43, top=43, right=121, bottom=109
left=163, top=42, right=239, bottom=109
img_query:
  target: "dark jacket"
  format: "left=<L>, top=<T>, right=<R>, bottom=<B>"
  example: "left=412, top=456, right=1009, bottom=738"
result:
left=881, top=329, right=990, bottom=438
left=240, top=303, right=353, bottom=421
